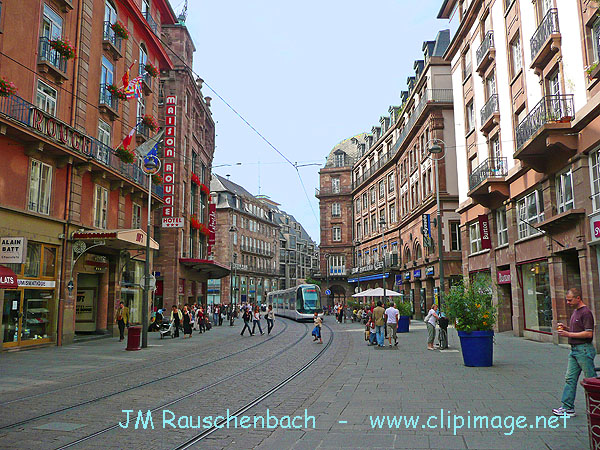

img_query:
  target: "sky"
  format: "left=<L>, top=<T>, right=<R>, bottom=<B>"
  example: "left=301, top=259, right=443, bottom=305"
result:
left=183, top=0, right=458, bottom=244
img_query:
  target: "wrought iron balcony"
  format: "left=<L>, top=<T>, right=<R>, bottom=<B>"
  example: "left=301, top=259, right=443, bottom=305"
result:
left=480, top=94, right=499, bottom=133
left=38, top=37, right=68, bottom=78
left=530, top=9, right=560, bottom=65
left=468, top=157, right=508, bottom=191
left=144, top=10, right=159, bottom=35
left=99, top=84, right=119, bottom=117
left=515, top=94, right=574, bottom=149
left=476, top=31, right=495, bottom=75
left=102, top=21, right=122, bottom=59
left=136, top=119, right=151, bottom=141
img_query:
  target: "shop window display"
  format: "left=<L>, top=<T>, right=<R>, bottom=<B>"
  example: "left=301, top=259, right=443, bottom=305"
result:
left=520, top=261, right=552, bottom=333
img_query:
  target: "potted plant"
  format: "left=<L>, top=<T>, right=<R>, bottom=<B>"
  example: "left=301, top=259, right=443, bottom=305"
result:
left=49, top=38, right=76, bottom=60
left=396, top=301, right=412, bottom=333
left=0, top=78, right=17, bottom=97
left=190, top=215, right=201, bottom=230
left=151, top=173, right=162, bottom=185
left=191, top=172, right=201, bottom=186
left=115, top=146, right=135, bottom=164
left=200, top=183, right=210, bottom=195
left=106, top=84, right=127, bottom=100
left=444, top=274, right=496, bottom=367
left=144, top=62, right=159, bottom=78
left=110, top=21, right=129, bottom=40
left=142, top=114, right=159, bottom=132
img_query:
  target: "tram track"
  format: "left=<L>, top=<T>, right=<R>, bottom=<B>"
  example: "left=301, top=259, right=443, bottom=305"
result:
left=53, top=321, right=317, bottom=450
left=172, top=323, right=334, bottom=450
left=0, top=320, right=290, bottom=407
left=0, top=319, right=296, bottom=430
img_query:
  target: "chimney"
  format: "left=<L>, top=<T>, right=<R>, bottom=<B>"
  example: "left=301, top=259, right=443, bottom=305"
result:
left=205, top=96, right=212, bottom=107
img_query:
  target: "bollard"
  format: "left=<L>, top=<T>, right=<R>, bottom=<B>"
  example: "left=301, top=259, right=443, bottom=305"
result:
left=126, top=326, right=141, bottom=351
left=581, top=376, right=600, bottom=450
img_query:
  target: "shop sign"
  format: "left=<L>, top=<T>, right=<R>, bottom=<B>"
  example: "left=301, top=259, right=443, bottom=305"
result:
left=422, top=214, right=431, bottom=237
left=208, top=204, right=216, bottom=246
left=374, top=261, right=384, bottom=270
left=590, top=214, right=600, bottom=241
left=0, top=237, right=27, bottom=264
left=162, top=217, right=184, bottom=228
left=85, top=255, right=108, bottom=273
left=30, top=108, right=92, bottom=154
left=163, top=96, right=177, bottom=218
left=17, top=279, right=56, bottom=288
left=414, top=269, right=421, bottom=278
left=425, top=266, right=434, bottom=277
left=497, top=270, right=511, bottom=285
left=395, top=274, right=402, bottom=286
left=404, top=272, right=411, bottom=281
left=478, top=215, right=491, bottom=249
left=178, top=278, right=185, bottom=295
left=0, top=265, right=18, bottom=289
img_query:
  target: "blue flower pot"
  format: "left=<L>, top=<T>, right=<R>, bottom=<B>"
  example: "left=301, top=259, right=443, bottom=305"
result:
left=457, top=330, right=494, bottom=367
left=397, top=316, right=410, bottom=333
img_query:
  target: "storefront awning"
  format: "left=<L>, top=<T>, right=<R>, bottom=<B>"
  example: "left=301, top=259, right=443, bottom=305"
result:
left=0, top=265, right=18, bottom=289
left=72, top=229, right=159, bottom=250
left=179, top=258, right=231, bottom=279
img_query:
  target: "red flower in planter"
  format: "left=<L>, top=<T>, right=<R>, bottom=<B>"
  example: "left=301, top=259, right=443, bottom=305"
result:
left=191, top=172, right=201, bottom=186
left=106, top=84, right=127, bottom=100
left=200, top=183, right=210, bottom=195
left=115, top=146, right=136, bottom=164
left=0, top=78, right=17, bottom=97
left=190, top=215, right=202, bottom=230
left=144, top=62, right=159, bottom=78
left=151, top=173, right=163, bottom=184
left=110, top=21, right=129, bottom=40
left=49, top=38, right=76, bottom=60
left=142, top=114, right=159, bottom=132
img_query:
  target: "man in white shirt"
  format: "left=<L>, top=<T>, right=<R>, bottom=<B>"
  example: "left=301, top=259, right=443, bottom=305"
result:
left=385, top=302, right=400, bottom=347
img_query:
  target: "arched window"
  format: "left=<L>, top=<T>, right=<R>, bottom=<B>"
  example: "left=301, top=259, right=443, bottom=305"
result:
left=414, top=242, right=422, bottom=261
left=404, top=246, right=411, bottom=265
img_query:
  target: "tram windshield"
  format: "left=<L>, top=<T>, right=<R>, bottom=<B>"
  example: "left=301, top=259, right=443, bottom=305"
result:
left=300, top=286, right=321, bottom=312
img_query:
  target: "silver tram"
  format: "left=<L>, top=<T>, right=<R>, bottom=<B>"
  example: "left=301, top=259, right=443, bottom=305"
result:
left=266, top=284, right=323, bottom=321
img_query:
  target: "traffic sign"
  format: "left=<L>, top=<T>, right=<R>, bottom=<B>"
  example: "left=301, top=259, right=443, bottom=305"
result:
left=325, top=289, right=331, bottom=296
left=67, top=280, right=74, bottom=293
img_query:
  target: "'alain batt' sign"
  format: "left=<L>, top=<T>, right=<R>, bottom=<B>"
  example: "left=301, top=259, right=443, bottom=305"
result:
left=0, top=237, right=27, bottom=264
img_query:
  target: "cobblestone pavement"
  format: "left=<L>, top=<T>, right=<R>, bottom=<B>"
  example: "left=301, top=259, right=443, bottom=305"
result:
left=0, top=317, right=592, bottom=449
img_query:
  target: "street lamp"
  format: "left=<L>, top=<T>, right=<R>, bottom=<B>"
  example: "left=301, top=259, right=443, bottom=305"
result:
left=353, top=239, right=361, bottom=302
left=427, top=139, right=446, bottom=309
left=379, top=217, right=386, bottom=305
left=324, top=253, right=330, bottom=308
left=141, top=154, right=161, bottom=349
left=229, top=225, right=238, bottom=307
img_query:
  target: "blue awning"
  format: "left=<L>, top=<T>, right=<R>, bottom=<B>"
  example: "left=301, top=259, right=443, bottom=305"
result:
left=349, top=273, right=389, bottom=283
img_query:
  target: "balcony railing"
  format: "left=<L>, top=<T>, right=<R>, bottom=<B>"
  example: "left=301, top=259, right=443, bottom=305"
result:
left=353, top=89, right=452, bottom=190
left=468, top=157, right=508, bottom=191
left=144, top=10, right=159, bottom=35
left=476, top=31, right=494, bottom=67
left=530, top=9, right=559, bottom=61
left=137, top=120, right=151, bottom=140
left=316, top=185, right=352, bottom=196
left=99, top=84, right=119, bottom=113
left=38, top=37, right=67, bottom=74
left=515, top=94, right=574, bottom=149
left=0, top=94, right=162, bottom=198
left=480, top=94, right=499, bottom=125
left=102, top=21, right=122, bottom=53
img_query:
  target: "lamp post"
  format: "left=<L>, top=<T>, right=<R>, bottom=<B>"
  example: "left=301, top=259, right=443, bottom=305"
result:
left=229, top=225, right=238, bottom=306
left=354, top=239, right=361, bottom=303
left=379, top=218, right=386, bottom=305
left=427, top=139, right=446, bottom=308
left=141, top=155, right=160, bottom=349
left=324, top=253, right=330, bottom=307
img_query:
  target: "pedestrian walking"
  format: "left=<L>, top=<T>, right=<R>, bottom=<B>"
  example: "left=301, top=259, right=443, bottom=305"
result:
left=116, top=301, right=129, bottom=342
left=385, top=302, right=399, bottom=347
left=240, top=308, right=253, bottom=336
left=182, top=305, right=193, bottom=338
left=197, top=307, right=205, bottom=333
left=366, top=317, right=377, bottom=345
left=372, top=301, right=386, bottom=347
left=552, top=288, right=596, bottom=418
left=171, top=305, right=181, bottom=338
left=252, top=306, right=264, bottom=335
left=213, top=305, right=219, bottom=326
left=425, top=304, right=439, bottom=350
left=266, top=305, right=275, bottom=335
left=312, top=312, right=323, bottom=343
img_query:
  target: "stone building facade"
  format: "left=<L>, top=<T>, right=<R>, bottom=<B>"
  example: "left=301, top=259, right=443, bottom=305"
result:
left=440, top=0, right=600, bottom=345
left=209, top=175, right=279, bottom=306
left=153, top=21, right=228, bottom=311
left=0, top=0, right=176, bottom=349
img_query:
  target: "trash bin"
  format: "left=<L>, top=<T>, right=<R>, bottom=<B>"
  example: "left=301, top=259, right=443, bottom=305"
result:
left=581, top=376, right=600, bottom=450
left=126, top=326, right=141, bottom=351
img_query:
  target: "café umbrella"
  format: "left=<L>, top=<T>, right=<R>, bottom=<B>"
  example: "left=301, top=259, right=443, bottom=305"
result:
left=352, top=287, right=402, bottom=297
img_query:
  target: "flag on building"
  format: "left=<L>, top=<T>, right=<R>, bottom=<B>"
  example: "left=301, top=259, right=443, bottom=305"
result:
left=123, top=76, right=143, bottom=99
left=120, top=124, right=138, bottom=151
left=134, top=129, right=164, bottom=158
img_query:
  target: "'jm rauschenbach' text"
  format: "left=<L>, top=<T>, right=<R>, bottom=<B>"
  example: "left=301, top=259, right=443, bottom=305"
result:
left=119, top=409, right=316, bottom=430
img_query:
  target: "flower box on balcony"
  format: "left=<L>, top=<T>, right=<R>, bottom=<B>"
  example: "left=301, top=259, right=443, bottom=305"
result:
left=106, top=84, right=127, bottom=100
left=49, top=38, right=76, bottom=60
left=144, top=62, right=158, bottom=78
left=152, top=173, right=163, bottom=185
left=111, top=22, right=129, bottom=40
left=115, top=146, right=136, bottom=164
left=0, top=78, right=18, bottom=97
left=142, top=114, right=159, bottom=132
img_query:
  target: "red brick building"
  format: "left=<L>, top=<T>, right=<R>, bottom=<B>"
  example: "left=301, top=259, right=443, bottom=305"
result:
left=153, top=22, right=228, bottom=311
left=0, top=0, right=176, bottom=349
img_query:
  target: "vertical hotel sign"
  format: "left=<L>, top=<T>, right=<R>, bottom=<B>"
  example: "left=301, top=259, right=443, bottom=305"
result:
left=163, top=96, right=177, bottom=217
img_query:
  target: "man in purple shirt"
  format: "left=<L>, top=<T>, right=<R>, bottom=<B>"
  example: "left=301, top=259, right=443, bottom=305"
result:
left=552, top=288, right=596, bottom=418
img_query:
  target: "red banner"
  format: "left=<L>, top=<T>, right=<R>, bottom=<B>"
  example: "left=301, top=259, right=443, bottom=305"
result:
left=497, top=270, right=511, bottom=284
left=163, top=96, right=177, bottom=217
left=478, top=214, right=492, bottom=249
left=208, top=203, right=216, bottom=246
